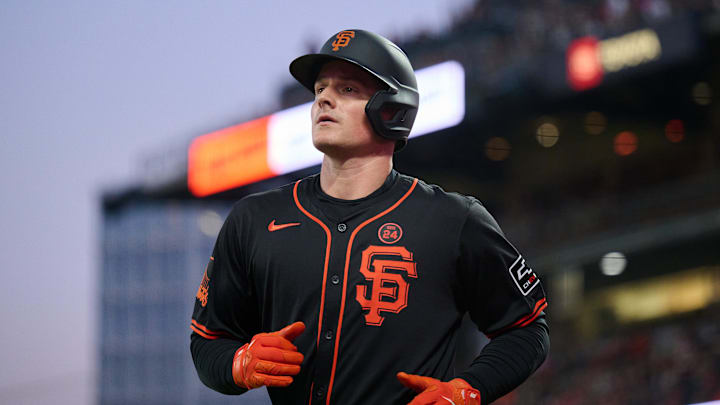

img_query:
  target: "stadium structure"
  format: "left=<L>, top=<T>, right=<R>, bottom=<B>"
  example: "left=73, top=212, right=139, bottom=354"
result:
left=99, top=2, right=720, bottom=404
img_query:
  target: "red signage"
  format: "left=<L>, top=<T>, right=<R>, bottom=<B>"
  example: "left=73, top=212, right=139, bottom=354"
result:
left=566, top=36, right=603, bottom=91
left=188, top=116, right=273, bottom=197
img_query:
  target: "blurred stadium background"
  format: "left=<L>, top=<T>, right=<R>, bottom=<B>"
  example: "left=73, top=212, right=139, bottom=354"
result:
left=91, top=0, right=720, bottom=404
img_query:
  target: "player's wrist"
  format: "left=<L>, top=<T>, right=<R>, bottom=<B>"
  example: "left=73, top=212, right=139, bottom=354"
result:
left=232, top=343, right=252, bottom=389
left=449, top=378, right=481, bottom=405
left=449, top=377, right=472, bottom=389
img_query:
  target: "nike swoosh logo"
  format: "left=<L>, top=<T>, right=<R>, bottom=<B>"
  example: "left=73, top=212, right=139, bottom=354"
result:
left=268, top=220, right=301, bottom=232
left=441, top=396, right=456, bottom=405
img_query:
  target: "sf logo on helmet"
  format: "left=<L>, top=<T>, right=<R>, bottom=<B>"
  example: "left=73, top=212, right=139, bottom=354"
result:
left=355, top=245, right=417, bottom=326
left=331, top=30, right=355, bottom=51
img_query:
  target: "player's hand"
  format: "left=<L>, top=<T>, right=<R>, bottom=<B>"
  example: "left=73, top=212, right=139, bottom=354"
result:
left=397, top=371, right=481, bottom=405
left=232, top=321, right=305, bottom=389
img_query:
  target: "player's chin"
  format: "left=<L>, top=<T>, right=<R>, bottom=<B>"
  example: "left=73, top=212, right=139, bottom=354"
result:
left=313, top=143, right=346, bottom=158
left=312, top=135, right=348, bottom=156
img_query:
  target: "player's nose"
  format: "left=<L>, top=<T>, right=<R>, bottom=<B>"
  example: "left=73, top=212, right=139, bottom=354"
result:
left=315, top=87, right=336, bottom=109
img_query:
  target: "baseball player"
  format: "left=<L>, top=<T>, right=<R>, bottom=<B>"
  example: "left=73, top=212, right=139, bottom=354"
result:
left=190, top=29, right=549, bottom=405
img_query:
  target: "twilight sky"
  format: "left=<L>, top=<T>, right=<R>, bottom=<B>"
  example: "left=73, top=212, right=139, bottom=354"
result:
left=0, top=1, right=474, bottom=403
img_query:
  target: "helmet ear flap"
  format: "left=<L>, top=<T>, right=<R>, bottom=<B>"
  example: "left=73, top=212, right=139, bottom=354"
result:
left=365, top=85, right=419, bottom=151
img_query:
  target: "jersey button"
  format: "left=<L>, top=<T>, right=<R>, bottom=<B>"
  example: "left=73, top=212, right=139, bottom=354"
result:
left=331, top=275, right=340, bottom=285
left=337, top=223, right=347, bottom=232
left=324, top=330, right=333, bottom=340
left=316, top=385, right=326, bottom=398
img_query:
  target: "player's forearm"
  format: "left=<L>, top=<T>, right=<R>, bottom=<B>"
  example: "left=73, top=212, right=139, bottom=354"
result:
left=190, top=333, right=248, bottom=395
left=457, top=316, right=549, bottom=404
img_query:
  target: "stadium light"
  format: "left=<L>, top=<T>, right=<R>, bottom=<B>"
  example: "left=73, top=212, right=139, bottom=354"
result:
left=692, top=82, right=712, bottom=105
left=614, top=131, right=638, bottom=156
left=484, top=137, right=511, bottom=161
left=665, top=119, right=685, bottom=143
left=536, top=122, right=559, bottom=148
left=600, top=251, right=627, bottom=276
left=584, top=111, right=607, bottom=135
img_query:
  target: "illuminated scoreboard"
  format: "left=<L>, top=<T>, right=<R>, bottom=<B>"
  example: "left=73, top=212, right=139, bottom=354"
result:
left=188, top=61, right=465, bottom=197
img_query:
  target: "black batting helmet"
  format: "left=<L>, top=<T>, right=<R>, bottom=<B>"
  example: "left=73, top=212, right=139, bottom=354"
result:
left=289, top=29, right=419, bottom=151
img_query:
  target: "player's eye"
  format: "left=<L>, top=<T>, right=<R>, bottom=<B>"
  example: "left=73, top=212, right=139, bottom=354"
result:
left=342, top=86, right=355, bottom=93
left=314, top=87, right=325, bottom=95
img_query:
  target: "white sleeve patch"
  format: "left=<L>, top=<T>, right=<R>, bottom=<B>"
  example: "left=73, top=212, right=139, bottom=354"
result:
left=508, top=255, right=540, bottom=296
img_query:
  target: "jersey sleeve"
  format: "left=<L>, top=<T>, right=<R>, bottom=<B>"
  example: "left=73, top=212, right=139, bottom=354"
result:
left=191, top=202, right=260, bottom=343
left=457, top=199, right=547, bottom=338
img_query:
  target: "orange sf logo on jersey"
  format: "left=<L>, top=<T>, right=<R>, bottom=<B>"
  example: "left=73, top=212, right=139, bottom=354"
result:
left=355, top=245, right=417, bottom=326
left=196, top=271, right=209, bottom=307
left=331, top=30, right=355, bottom=51
left=196, top=259, right=212, bottom=307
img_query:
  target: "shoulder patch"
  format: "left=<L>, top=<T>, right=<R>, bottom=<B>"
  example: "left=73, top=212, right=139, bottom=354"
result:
left=508, top=255, right=540, bottom=296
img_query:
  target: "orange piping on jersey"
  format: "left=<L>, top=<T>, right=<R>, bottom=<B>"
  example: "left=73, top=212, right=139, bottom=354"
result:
left=190, top=319, right=227, bottom=339
left=190, top=324, right=219, bottom=340
left=293, top=180, right=333, bottom=349
left=190, top=319, right=228, bottom=340
left=326, top=178, right=418, bottom=405
left=486, top=297, right=547, bottom=339
left=191, top=319, right=223, bottom=335
left=519, top=298, right=547, bottom=327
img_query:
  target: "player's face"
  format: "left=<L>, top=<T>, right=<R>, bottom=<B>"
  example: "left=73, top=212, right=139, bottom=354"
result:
left=311, top=60, right=389, bottom=156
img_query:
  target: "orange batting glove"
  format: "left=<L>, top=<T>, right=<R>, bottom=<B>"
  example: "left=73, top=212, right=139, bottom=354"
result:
left=397, top=371, right=481, bottom=405
left=232, top=321, right=305, bottom=389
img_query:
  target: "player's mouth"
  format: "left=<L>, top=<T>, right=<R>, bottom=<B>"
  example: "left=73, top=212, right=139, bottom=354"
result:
left=316, top=114, right=338, bottom=124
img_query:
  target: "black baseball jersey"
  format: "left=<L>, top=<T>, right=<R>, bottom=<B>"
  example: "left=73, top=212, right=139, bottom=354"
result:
left=191, top=170, right=547, bottom=404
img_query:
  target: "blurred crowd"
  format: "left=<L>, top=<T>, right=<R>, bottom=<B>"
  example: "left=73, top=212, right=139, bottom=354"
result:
left=284, top=0, right=719, bottom=109
left=495, top=305, right=720, bottom=404
left=501, top=169, right=720, bottom=260
left=406, top=0, right=717, bottom=66
left=400, top=0, right=720, bottom=258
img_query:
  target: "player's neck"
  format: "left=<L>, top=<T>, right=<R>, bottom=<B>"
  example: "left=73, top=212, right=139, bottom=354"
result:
left=319, top=155, right=393, bottom=200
